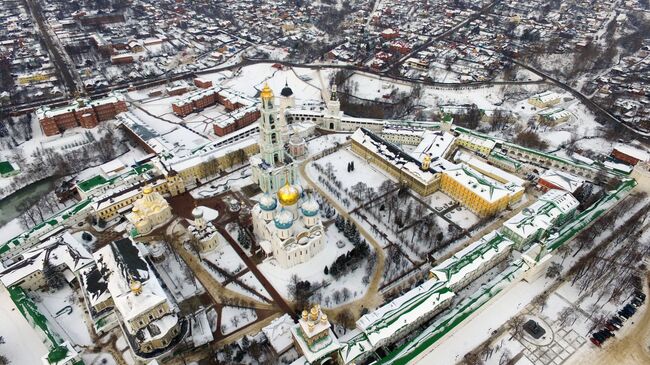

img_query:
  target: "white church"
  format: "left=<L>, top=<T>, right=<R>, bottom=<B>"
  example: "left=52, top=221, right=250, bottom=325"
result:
left=250, top=84, right=326, bottom=269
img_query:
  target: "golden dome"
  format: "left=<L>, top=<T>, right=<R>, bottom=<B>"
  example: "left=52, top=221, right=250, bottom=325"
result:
left=260, top=83, right=273, bottom=100
left=143, top=185, right=153, bottom=194
left=277, top=182, right=299, bottom=206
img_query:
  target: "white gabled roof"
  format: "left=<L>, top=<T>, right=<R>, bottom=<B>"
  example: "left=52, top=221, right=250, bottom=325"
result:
left=0, top=232, right=93, bottom=287
left=539, top=169, right=585, bottom=193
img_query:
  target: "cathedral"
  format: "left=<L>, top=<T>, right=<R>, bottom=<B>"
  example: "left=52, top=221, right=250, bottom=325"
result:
left=250, top=84, right=325, bottom=269
left=127, top=185, right=172, bottom=235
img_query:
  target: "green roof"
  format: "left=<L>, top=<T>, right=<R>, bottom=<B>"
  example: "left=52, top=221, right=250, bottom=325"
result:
left=8, top=286, right=59, bottom=346
left=377, top=260, right=527, bottom=365
left=0, top=161, right=15, bottom=174
left=77, top=175, right=108, bottom=192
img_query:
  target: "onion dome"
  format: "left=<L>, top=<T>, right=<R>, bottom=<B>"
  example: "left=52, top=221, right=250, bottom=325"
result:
left=260, top=83, right=273, bottom=99
left=259, top=193, right=278, bottom=211
left=301, top=198, right=319, bottom=217
left=277, top=182, right=300, bottom=206
left=281, top=82, right=293, bottom=97
left=274, top=209, right=294, bottom=229
left=192, top=207, right=203, bottom=219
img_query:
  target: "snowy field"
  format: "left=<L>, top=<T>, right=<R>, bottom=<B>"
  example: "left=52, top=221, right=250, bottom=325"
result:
left=0, top=285, right=48, bottom=365
left=221, top=306, right=258, bottom=335
left=345, top=73, right=413, bottom=101
left=305, top=133, right=349, bottom=158
left=258, top=224, right=360, bottom=299
left=306, top=147, right=394, bottom=210
left=199, top=64, right=324, bottom=103
left=444, top=205, right=480, bottom=230
left=34, top=284, right=93, bottom=346
left=191, top=166, right=252, bottom=198
left=202, top=242, right=247, bottom=278
left=151, top=243, right=205, bottom=302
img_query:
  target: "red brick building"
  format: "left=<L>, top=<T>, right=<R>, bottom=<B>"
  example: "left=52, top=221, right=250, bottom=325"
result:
left=37, top=93, right=127, bottom=136
left=213, top=107, right=260, bottom=136
left=194, top=78, right=213, bottom=89
left=611, top=146, right=649, bottom=166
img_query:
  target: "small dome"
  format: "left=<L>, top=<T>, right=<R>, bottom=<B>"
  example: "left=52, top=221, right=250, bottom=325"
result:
left=281, top=82, right=293, bottom=97
left=259, top=194, right=277, bottom=211
left=301, top=198, right=319, bottom=217
left=143, top=185, right=153, bottom=194
left=192, top=207, right=203, bottom=219
left=260, top=83, right=273, bottom=99
left=277, top=182, right=300, bottom=206
left=274, top=209, right=294, bottom=229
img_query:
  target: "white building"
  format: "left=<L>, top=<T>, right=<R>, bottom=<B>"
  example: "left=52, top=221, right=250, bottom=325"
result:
left=501, top=189, right=579, bottom=247
left=188, top=207, right=221, bottom=253
left=252, top=186, right=325, bottom=269
left=94, top=238, right=184, bottom=357
left=127, top=185, right=173, bottom=236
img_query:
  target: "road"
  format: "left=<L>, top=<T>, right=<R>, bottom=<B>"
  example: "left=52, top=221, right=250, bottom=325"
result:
left=299, top=158, right=386, bottom=318
left=23, top=0, right=80, bottom=96
left=215, top=225, right=296, bottom=317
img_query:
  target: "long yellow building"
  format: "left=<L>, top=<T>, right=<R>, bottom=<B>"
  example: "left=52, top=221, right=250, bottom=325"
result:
left=440, top=165, right=523, bottom=217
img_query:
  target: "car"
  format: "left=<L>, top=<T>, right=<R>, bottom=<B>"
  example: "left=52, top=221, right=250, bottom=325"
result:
left=606, top=323, right=618, bottom=332
left=624, top=304, right=636, bottom=313
left=611, top=317, right=623, bottom=325
left=634, top=291, right=646, bottom=301
left=592, top=332, right=606, bottom=342
left=618, top=310, right=631, bottom=319
left=602, top=330, right=615, bottom=338
left=631, top=299, right=642, bottom=307
left=590, top=337, right=601, bottom=347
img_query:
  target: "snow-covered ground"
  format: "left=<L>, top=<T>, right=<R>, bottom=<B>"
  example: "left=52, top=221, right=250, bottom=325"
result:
left=444, top=206, right=480, bottom=230
left=191, top=166, right=252, bottom=198
left=202, top=242, right=247, bottom=278
left=221, top=306, right=258, bottom=335
left=0, top=284, right=48, bottom=365
left=306, top=147, right=394, bottom=210
left=305, top=133, right=349, bottom=158
left=34, top=285, right=94, bottom=347
left=81, top=353, right=118, bottom=365
left=151, top=243, right=205, bottom=302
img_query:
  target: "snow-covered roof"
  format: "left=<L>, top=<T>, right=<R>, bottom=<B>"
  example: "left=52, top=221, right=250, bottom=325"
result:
left=456, top=152, right=525, bottom=186
left=539, top=169, right=585, bottom=193
left=529, top=90, right=561, bottom=103
left=443, top=164, right=519, bottom=204
left=93, top=238, right=171, bottom=324
left=79, top=264, right=111, bottom=310
left=351, top=128, right=442, bottom=185
left=502, top=189, right=579, bottom=243
left=613, top=145, right=650, bottom=162
left=262, top=314, right=295, bottom=354
left=456, top=133, right=496, bottom=150
left=0, top=232, right=93, bottom=287
left=356, top=279, right=454, bottom=347
left=430, top=231, right=513, bottom=289
left=411, top=130, right=456, bottom=161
